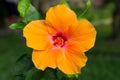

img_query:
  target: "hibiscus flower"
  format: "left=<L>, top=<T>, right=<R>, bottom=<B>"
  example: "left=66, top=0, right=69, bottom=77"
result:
left=23, top=4, right=96, bottom=74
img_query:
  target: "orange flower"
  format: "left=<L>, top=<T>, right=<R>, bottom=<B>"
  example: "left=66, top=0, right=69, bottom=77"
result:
left=23, top=5, right=96, bottom=74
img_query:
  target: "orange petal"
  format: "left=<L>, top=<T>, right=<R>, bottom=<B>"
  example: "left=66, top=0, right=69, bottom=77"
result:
left=32, top=48, right=63, bottom=70
left=23, top=20, right=52, bottom=50
left=46, top=4, right=77, bottom=34
left=57, top=47, right=87, bottom=74
left=65, top=20, right=96, bottom=52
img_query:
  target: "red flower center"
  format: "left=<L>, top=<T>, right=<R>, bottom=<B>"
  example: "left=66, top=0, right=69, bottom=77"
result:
left=53, top=33, right=67, bottom=47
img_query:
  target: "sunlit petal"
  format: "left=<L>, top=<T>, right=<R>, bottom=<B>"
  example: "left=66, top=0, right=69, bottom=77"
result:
left=23, top=20, right=52, bottom=50
left=65, top=20, right=96, bottom=52
left=32, top=48, right=62, bottom=70
left=46, top=5, right=77, bottom=34
left=57, top=47, right=87, bottom=74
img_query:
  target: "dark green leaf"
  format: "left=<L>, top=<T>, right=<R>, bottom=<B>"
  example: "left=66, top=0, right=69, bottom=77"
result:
left=18, top=0, right=30, bottom=17
left=43, top=68, right=58, bottom=80
left=25, top=68, right=44, bottom=80
left=24, top=5, right=42, bottom=22
left=25, top=68, right=59, bottom=80
left=9, top=22, right=26, bottom=30
left=57, top=69, right=66, bottom=80
left=13, top=75, right=25, bottom=80
left=13, top=54, right=34, bottom=76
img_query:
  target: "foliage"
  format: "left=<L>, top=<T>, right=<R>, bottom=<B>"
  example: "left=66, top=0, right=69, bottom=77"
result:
left=9, top=22, right=26, bottom=30
left=10, top=0, right=42, bottom=30
left=0, top=33, right=120, bottom=80
left=9, top=0, right=90, bottom=79
left=5, top=0, right=118, bottom=80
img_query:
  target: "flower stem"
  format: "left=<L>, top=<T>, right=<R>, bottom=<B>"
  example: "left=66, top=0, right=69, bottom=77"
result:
left=61, top=0, right=70, bottom=8
left=78, top=0, right=91, bottom=19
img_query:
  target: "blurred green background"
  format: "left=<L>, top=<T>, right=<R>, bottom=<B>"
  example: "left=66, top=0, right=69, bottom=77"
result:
left=0, top=0, right=120, bottom=80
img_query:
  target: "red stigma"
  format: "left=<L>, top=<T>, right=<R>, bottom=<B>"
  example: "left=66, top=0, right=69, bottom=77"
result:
left=53, top=33, right=67, bottom=47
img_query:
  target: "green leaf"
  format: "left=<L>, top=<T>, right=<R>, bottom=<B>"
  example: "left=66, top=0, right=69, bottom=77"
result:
left=25, top=68, right=58, bottom=80
left=13, top=54, right=34, bottom=76
left=18, top=0, right=42, bottom=23
left=24, top=5, right=42, bottom=22
left=9, top=22, right=26, bottom=30
left=56, top=69, right=66, bottom=80
left=18, top=0, right=30, bottom=17
left=25, top=68, right=44, bottom=80
left=43, top=68, right=58, bottom=80
left=13, top=75, right=25, bottom=80
left=61, top=0, right=70, bottom=8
